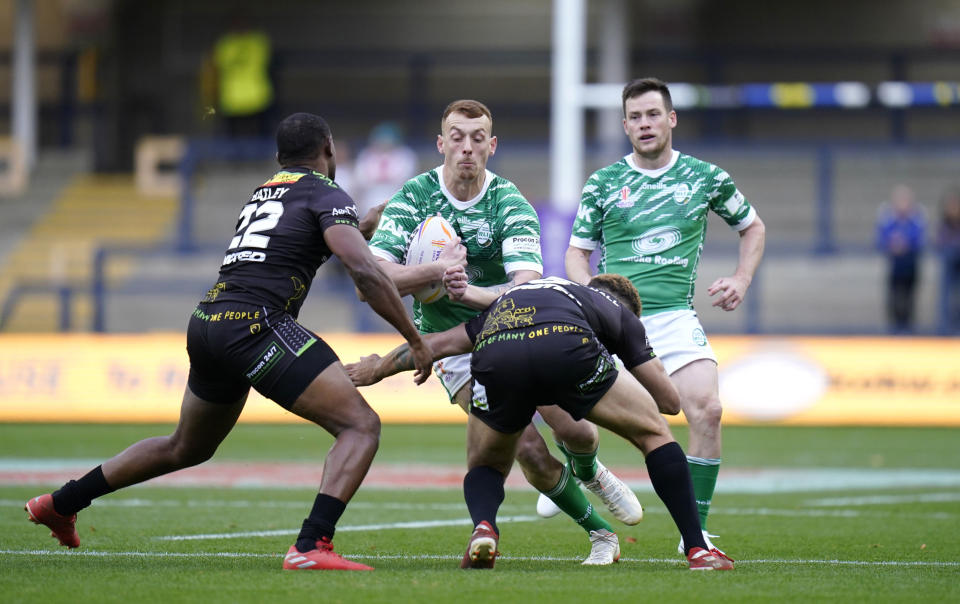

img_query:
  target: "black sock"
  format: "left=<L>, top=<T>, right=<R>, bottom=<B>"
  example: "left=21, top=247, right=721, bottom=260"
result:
left=645, top=442, right=707, bottom=555
left=295, top=493, right=347, bottom=553
left=52, top=466, right=114, bottom=516
left=463, top=466, right=505, bottom=535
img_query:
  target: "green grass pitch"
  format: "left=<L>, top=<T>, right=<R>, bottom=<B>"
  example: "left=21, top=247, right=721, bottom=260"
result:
left=2, top=423, right=958, bottom=603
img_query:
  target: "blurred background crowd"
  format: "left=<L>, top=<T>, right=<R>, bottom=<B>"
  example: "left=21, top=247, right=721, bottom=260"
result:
left=1, top=0, right=959, bottom=336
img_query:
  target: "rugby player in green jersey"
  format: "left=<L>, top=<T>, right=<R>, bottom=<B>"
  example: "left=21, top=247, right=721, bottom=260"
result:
left=566, top=77, right=766, bottom=559
left=366, top=100, right=642, bottom=564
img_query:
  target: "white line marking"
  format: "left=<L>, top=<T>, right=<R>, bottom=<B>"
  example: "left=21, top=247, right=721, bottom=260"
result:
left=1, top=549, right=956, bottom=567
left=0, top=499, right=519, bottom=512
left=156, top=515, right=542, bottom=541
left=804, top=493, right=960, bottom=507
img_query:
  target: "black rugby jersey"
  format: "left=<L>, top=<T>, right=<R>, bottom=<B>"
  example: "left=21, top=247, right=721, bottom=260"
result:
left=465, top=277, right=656, bottom=369
left=201, top=166, right=360, bottom=316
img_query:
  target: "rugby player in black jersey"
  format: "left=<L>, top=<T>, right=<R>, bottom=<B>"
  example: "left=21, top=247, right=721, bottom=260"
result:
left=346, top=274, right=734, bottom=571
left=25, top=112, right=433, bottom=571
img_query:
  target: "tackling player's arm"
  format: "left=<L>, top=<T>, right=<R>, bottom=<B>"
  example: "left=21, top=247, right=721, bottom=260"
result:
left=442, top=268, right=541, bottom=309
left=628, top=358, right=681, bottom=415
left=707, top=215, right=766, bottom=312
left=345, top=324, right=473, bottom=387
left=564, top=245, right=594, bottom=285
left=325, top=224, right=434, bottom=382
left=369, top=238, right=466, bottom=298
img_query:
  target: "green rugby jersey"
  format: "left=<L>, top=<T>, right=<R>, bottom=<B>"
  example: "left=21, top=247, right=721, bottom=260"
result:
left=369, top=167, right=542, bottom=333
left=569, top=151, right=756, bottom=315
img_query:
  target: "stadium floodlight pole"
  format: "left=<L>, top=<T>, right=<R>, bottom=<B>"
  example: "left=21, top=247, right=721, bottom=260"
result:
left=550, top=0, right=586, bottom=212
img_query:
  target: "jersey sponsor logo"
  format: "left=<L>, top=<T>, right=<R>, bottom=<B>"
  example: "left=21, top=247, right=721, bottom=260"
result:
left=631, top=226, right=682, bottom=255
left=331, top=205, right=359, bottom=218
left=222, top=250, right=267, bottom=265
left=724, top=190, right=746, bottom=215
left=245, top=341, right=284, bottom=384
left=260, top=172, right=306, bottom=187
left=577, top=350, right=615, bottom=393
left=673, top=183, right=692, bottom=205
left=616, top=186, right=634, bottom=208
left=250, top=187, right=290, bottom=202
left=503, top=235, right=540, bottom=255
left=476, top=222, right=493, bottom=247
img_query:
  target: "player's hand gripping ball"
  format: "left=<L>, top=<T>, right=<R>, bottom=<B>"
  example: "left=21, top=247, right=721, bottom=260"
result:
left=405, top=215, right=456, bottom=303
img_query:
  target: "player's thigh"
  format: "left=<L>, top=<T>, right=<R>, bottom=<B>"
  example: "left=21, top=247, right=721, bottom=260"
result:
left=466, top=414, right=522, bottom=475
left=670, top=358, right=720, bottom=409
left=586, top=372, right=673, bottom=450
left=536, top=404, right=598, bottom=450
left=290, top=361, right=380, bottom=436
left=169, top=385, right=248, bottom=458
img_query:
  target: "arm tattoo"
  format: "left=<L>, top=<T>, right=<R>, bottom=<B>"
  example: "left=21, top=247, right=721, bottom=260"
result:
left=390, top=344, right=415, bottom=373
left=485, top=273, right=521, bottom=296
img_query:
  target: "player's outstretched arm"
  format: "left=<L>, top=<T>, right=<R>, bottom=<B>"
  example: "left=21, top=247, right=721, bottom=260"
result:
left=324, top=224, right=434, bottom=381
left=443, top=268, right=540, bottom=309
left=564, top=245, right=594, bottom=285
left=628, top=358, right=682, bottom=415
left=358, top=200, right=387, bottom=241
left=707, top=216, right=766, bottom=312
left=345, top=326, right=473, bottom=386
left=372, top=237, right=466, bottom=298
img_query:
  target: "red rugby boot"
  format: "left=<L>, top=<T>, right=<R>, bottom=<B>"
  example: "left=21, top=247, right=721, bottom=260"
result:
left=25, top=494, right=80, bottom=549
left=282, top=537, right=373, bottom=571
left=460, top=521, right=499, bottom=569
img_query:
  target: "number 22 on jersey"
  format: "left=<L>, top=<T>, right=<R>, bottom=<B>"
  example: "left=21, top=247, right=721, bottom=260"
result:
left=229, top=201, right=284, bottom=249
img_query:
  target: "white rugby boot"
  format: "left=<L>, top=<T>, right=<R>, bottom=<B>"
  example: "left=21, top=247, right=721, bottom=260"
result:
left=582, top=461, right=644, bottom=525
left=582, top=529, right=620, bottom=565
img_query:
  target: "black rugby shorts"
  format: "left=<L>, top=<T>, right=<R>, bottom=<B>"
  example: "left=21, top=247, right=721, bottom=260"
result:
left=468, top=323, right=619, bottom=433
left=186, top=302, right=339, bottom=408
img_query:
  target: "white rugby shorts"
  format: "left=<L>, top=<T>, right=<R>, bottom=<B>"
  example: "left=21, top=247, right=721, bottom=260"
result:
left=433, top=352, right=472, bottom=402
left=642, top=309, right=717, bottom=375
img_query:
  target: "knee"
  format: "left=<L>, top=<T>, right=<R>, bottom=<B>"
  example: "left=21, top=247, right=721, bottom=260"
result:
left=552, top=420, right=598, bottom=452
left=168, top=437, right=216, bottom=468
left=685, top=395, right=723, bottom=428
left=515, top=435, right=553, bottom=472
left=351, top=406, right=382, bottom=445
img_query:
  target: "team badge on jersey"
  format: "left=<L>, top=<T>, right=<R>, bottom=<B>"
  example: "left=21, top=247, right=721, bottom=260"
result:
left=673, top=183, right=692, bottom=205
left=616, top=186, right=634, bottom=208
left=476, top=222, right=493, bottom=247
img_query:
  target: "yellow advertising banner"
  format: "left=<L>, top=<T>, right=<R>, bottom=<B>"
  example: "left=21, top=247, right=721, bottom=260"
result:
left=0, top=334, right=958, bottom=425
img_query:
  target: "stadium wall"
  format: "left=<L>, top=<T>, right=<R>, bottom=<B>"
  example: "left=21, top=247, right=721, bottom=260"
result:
left=1, top=333, right=957, bottom=426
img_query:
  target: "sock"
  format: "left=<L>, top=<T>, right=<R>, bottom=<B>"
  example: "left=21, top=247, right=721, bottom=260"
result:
left=295, top=493, right=346, bottom=553
left=463, top=466, right=505, bottom=535
left=687, top=456, right=721, bottom=530
left=646, top=442, right=707, bottom=555
left=542, top=464, right=613, bottom=534
left=52, top=466, right=114, bottom=516
left=558, top=442, right=599, bottom=482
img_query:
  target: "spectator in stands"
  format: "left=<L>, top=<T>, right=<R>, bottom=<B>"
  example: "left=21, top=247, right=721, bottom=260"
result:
left=352, top=122, right=419, bottom=214
left=875, top=184, right=926, bottom=334
left=936, top=186, right=960, bottom=333
left=213, top=26, right=275, bottom=138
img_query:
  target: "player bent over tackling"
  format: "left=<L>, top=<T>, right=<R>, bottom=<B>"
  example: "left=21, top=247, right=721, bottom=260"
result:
left=346, top=272, right=734, bottom=571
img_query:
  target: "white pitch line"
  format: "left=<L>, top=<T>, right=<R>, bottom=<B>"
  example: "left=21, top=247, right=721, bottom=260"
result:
left=803, top=493, right=960, bottom=507
left=155, top=515, right=542, bottom=541
left=1, top=549, right=957, bottom=567
left=0, top=498, right=519, bottom=512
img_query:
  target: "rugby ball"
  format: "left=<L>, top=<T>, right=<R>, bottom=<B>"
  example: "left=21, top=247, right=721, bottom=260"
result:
left=405, top=214, right=456, bottom=303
